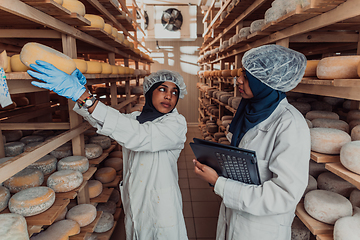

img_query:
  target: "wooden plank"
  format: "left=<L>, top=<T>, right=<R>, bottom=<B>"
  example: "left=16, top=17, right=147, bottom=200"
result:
left=103, top=175, right=121, bottom=188
left=311, top=151, right=340, bottom=163
left=317, top=234, right=334, bottom=240
left=69, top=232, right=92, bottom=240
left=103, top=144, right=116, bottom=154
left=81, top=211, right=103, bottom=232
left=326, top=162, right=360, bottom=189
left=92, top=220, right=117, bottom=240
left=296, top=202, right=334, bottom=235
left=0, top=122, right=70, bottom=130
left=83, top=166, right=97, bottom=181
left=56, top=180, right=88, bottom=200
left=90, top=188, right=114, bottom=203
left=89, top=152, right=109, bottom=165
left=27, top=225, right=43, bottom=237
left=113, top=96, right=138, bottom=110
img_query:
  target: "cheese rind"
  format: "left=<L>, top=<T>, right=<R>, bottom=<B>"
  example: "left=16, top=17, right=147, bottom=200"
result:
left=8, top=186, right=55, bottom=217
left=73, top=59, right=87, bottom=73
left=90, top=136, right=111, bottom=149
left=57, top=155, right=89, bottom=173
left=66, top=204, right=97, bottom=227
left=4, top=141, right=25, bottom=157
left=84, top=14, right=105, bottom=29
left=62, top=0, right=86, bottom=16
left=85, top=61, right=102, bottom=74
left=47, top=170, right=83, bottom=192
left=28, top=155, right=57, bottom=175
left=85, top=144, right=103, bottom=159
left=95, top=167, right=116, bottom=183
left=0, top=213, right=29, bottom=240
left=31, top=219, right=80, bottom=240
left=340, top=141, right=360, bottom=175
left=304, top=60, right=320, bottom=77
left=51, top=143, right=72, bottom=159
left=96, top=200, right=116, bottom=214
left=88, top=180, right=103, bottom=198
left=3, top=168, right=44, bottom=193
left=0, top=186, right=10, bottom=212
left=20, top=135, right=44, bottom=144
left=317, top=56, right=360, bottom=79
left=104, top=157, right=123, bottom=171
left=10, top=54, right=31, bottom=72
left=94, top=212, right=114, bottom=233
left=310, top=128, right=351, bottom=154
left=317, top=171, right=356, bottom=197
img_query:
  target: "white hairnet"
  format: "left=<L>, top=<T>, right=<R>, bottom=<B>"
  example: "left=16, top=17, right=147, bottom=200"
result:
left=242, top=45, right=307, bottom=92
left=143, top=70, right=187, bottom=99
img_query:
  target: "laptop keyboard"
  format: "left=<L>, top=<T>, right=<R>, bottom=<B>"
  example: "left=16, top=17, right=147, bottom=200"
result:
left=216, top=152, right=252, bottom=183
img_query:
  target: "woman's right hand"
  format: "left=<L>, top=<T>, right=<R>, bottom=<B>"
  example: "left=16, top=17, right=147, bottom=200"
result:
left=193, top=159, right=219, bottom=186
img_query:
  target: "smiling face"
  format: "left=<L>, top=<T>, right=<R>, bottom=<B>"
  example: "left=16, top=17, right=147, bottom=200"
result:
left=237, top=70, right=254, bottom=99
left=152, top=81, right=179, bottom=113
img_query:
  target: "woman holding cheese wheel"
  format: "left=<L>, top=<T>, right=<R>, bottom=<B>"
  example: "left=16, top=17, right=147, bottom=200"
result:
left=28, top=64, right=189, bottom=240
left=193, top=45, right=311, bottom=240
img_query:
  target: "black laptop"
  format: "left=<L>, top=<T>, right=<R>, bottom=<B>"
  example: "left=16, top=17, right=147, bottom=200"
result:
left=190, top=138, right=261, bottom=185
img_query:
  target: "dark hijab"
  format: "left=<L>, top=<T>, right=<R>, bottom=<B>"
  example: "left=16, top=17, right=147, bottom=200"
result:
left=229, top=70, right=286, bottom=146
left=136, top=81, right=180, bottom=124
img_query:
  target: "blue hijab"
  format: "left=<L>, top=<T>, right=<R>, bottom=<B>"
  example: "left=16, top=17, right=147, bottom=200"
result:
left=229, top=70, right=286, bottom=147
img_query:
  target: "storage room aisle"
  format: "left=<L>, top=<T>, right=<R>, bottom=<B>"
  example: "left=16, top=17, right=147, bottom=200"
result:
left=111, top=125, right=221, bottom=240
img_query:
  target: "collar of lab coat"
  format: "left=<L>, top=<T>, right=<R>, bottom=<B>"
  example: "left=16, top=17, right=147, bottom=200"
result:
left=254, top=98, right=289, bottom=132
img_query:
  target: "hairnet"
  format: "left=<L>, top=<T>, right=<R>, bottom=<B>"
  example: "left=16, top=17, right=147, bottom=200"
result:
left=242, top=45, right=307, bottom=92
left=143, top=70, right=187, bottom=99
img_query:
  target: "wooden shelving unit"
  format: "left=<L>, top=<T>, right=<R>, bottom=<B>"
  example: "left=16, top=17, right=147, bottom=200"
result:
left=198, top=0, right=360, bottom=239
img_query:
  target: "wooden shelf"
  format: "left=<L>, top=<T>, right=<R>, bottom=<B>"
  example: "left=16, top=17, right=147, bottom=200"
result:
left=69, top=232, right=92, bottom=240
left=295, top=202, right=334, bottom=236
left=92, top=220, right=117, bottom=240
left=56, top=180, right=88, bottom=199
left=90, top=188, right=114, bottom=203
left=103, top=175, right=121, bottom=188
left=89, top=152, right=109, bottom=165
left=103, top=144, right=116, bottom=154
left=317, top=234, right=334, bottom=240
left=325, top=162, right=360, bottom=190
left=27, top=225, right=43, bottom=237
left=83, top=167, right=97, bottom=181
left=81, top=211, right=103, bottom=233
left=311, top=152, right=340, bottom=163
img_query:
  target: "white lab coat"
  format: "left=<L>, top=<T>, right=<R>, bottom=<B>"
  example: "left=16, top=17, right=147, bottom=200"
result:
left=74, top=101, right=188, bottom=240
left=214, top=98, right=311, bottom=240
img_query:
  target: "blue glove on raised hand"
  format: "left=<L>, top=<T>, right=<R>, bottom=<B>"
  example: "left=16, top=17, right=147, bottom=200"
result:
left=28, top=60, right=86, bottom=101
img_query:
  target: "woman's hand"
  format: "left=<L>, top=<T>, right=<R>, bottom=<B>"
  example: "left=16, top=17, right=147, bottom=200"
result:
left=193, top=159, right=219, bottom=186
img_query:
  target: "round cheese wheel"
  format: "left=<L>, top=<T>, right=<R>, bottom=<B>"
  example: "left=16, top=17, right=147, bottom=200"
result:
left=118, top=66, right=126, bottom=74
left=4, top=56, right=11, bottom=73
left=322, top=96, right=344, bottom=106
left=85, top=61, right=102, bottom=74
left=117, top=32, right=124, bottom=42
left=85, top=144, right=103, bottom=159
left=54, top=206, right=68, bottom=223
left=88, top=180, right=103, bottom=198
left=304, top=189, right=352, bottom=224
left=62, top=0, right=85, bottom=16
left=333, top=209, right=360, bottom=240
left=32, top=219, right=80, bottom=240
left=349, top=189, right=360, bottom=208
left=51, top=143, right=72, bottom=159
left=57, top=155, right=89, bottom=173
left=2, top=130, right=22, bottom=142
left=94, top=212, right=114, bottom=233
left=304, top=175, right=317, bottom=196
left=291, top=102, right=311, bottom=115
left=9, top=186, right=55, bottom=217
left=0, top=213, right=29, bottom=240
left=349, top=119, right=360, bottom=131
left=20, top=135, right=44, bottom=144
left=109, top=189, right=120, bottom=203
left=111, top=27, right=117, bottom=38
left=310, top=128, right=351, bottom=154
left=305, top=110, right=339, bottom=121
left=20, top=42, right=76, bottom=75
left=291, top=216, right=310, bottom=240
left=317, top=171, right=356, bottom=197
left=47, top=170, right=83, bottom=192
left=66, top=204, right=97, bottom=227
left=73, top=59, right=87, bottom=73
left=250, top=19, right=265, bottom=33
left=310, top=101, right=332, bottom=112
left=101, top=62, right=112, bottom=74
left=111, top=65, right=118, bottom=74
left=340, top=141, right=360, bottom=175
left=28, top=155, right=57, bottom=175
left=309, top=161, right=326, bottom=178
left=10, top=54, right=30, bottom=72
left=104, top=157, right=123, bottom=171
left=24, top=142, right=42, bottom=152
left=103, top=23, right=112, bottom=34
left=54, top=0, right=63, bottom=4
left=109, top=151, right=122, bottom=158
left=306, top=119, right=313, bottom=128
left=311, top=118, right=349, bottom=133
left=347, top=110, right=360, bottom=122
left=0, top=186, right=10, bottom=212
left=304, top=60, right=320, bottom=77
left=4, top=142, right=25, bottom=157
left=351, top=125, right=360, bottom=141
left=96, top=200, right=116, bottom=214
left=3, top=168, right=44, bottom=193
left=84, top=14, right=105, bottom=29
left=95, top=167, right=116, bottom=183
left=12, top=97, right=29, bottom=107
left=317, top=56, right=360, bottom=79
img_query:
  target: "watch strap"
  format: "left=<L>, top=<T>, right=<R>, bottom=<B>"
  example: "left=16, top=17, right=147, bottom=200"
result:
left=78, top=94, right=93, bottom=108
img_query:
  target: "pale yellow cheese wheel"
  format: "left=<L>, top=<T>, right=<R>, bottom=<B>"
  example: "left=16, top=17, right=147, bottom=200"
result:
left=47, top=170, right=83, bottom=192
left=95, top=167, right=116, bottom=183
left=4, top=56, right=11, bottom=73
left=9, top=186, right=55, bottom=217
left=66, top=204, right=97, bottom=227
left=123, top=39, right=130, bottom=47
left=73, top=59, right=87, bottom=73
left=304, top=60, right=320, bottom=77
left=84, top=14, right=105, bottom=29
left=311, top=118, right=349, bottom=133
left=111, top=27, right=118, bottom=38
left=103, top=23, right=113, bottom=35
left=88, top=180, right=103, bottom=198
left=340, top=141, right=360, bottom=175
left=62, top=0, right=86, bottom=16
left=0, top=213, right=29, bottom=240
left=3, top=168, right=44, bottom=193
left=117, top=32, right=124, bottom=42
left=54, top=0, right=63, bottom=5
left=85, top=61, right=102, bottom=74
left=10, top=54, right=30, bottom=72
left=118, top=65, right=126, bottom=74
left=20, top=42, right=76, bottom=74
left=305, top=110, right=339, bottom=121
left=0, top=186, right=10, bottom=212
left=111, top=65, right=118, bottom=74
left=31, top=219, right=80, bottom=240
left=57, top=155, right=89, bottom=173
left=100, top=62, right=112, bottom=74
left=310, top=128, right=351, bottom=154
left=317, top=56, right=360, bottom=79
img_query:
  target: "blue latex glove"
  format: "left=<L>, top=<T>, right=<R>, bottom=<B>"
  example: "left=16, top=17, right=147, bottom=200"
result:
left=28, top=60, right=86, bottom=101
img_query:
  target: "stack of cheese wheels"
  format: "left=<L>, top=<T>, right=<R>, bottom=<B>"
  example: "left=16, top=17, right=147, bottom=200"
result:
left=31, top=219, right=80, bottom=240
left=94, top=212, right=114, bottom=233
left=0, top=213, right=29, bottom=240
left=85, top=61, right=102, bottom=74
left=62, top=0, right=86, bottom=16
left=317, top=55, right=360, bottom=79
left=10, top=54, right=30, bottom=72
left=304, top=189, right=352, bottom=224
left=3, top=168, right=44, bottom=193
left=47, top=170, right=83, bottom=192
left=20, top=42, right=77, bottom=75
left=310, top=128, right=351, bottom=154
left=66, top=204, right=97, bottom=227
left=95, top=167, right=116, bottom=183
left=9, top=186, right=55, bottom=216
left=57, top=155, right=89, bottom=173
left=85, top=143, right=103, bottom=159
left=317, top=171, right=356, bottom=198
left=90, top=135, right=111, bottom=149
left=73, top=59, right=87, bottom=73
left=84, top=14, right=105, bottom=29
left=4, top=142, right=25, bottom=157
left=0, top=186, right=10, bottom=211
left=51, top=143, right=72, bottom=159
left=309, top=161, right=327, bottom=178
left=88, top=180, right=103, bottom=198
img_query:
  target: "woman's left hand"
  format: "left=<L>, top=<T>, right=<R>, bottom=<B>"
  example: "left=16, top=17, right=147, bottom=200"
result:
left=193, top=159, right=219, bottom=186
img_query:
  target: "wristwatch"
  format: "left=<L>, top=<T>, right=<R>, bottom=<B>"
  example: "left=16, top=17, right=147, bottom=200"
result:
left=78, top=94, right=97, bottom=109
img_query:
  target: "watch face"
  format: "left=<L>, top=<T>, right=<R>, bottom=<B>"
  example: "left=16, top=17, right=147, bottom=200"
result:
left=85, top=99, right=93, bottom=106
